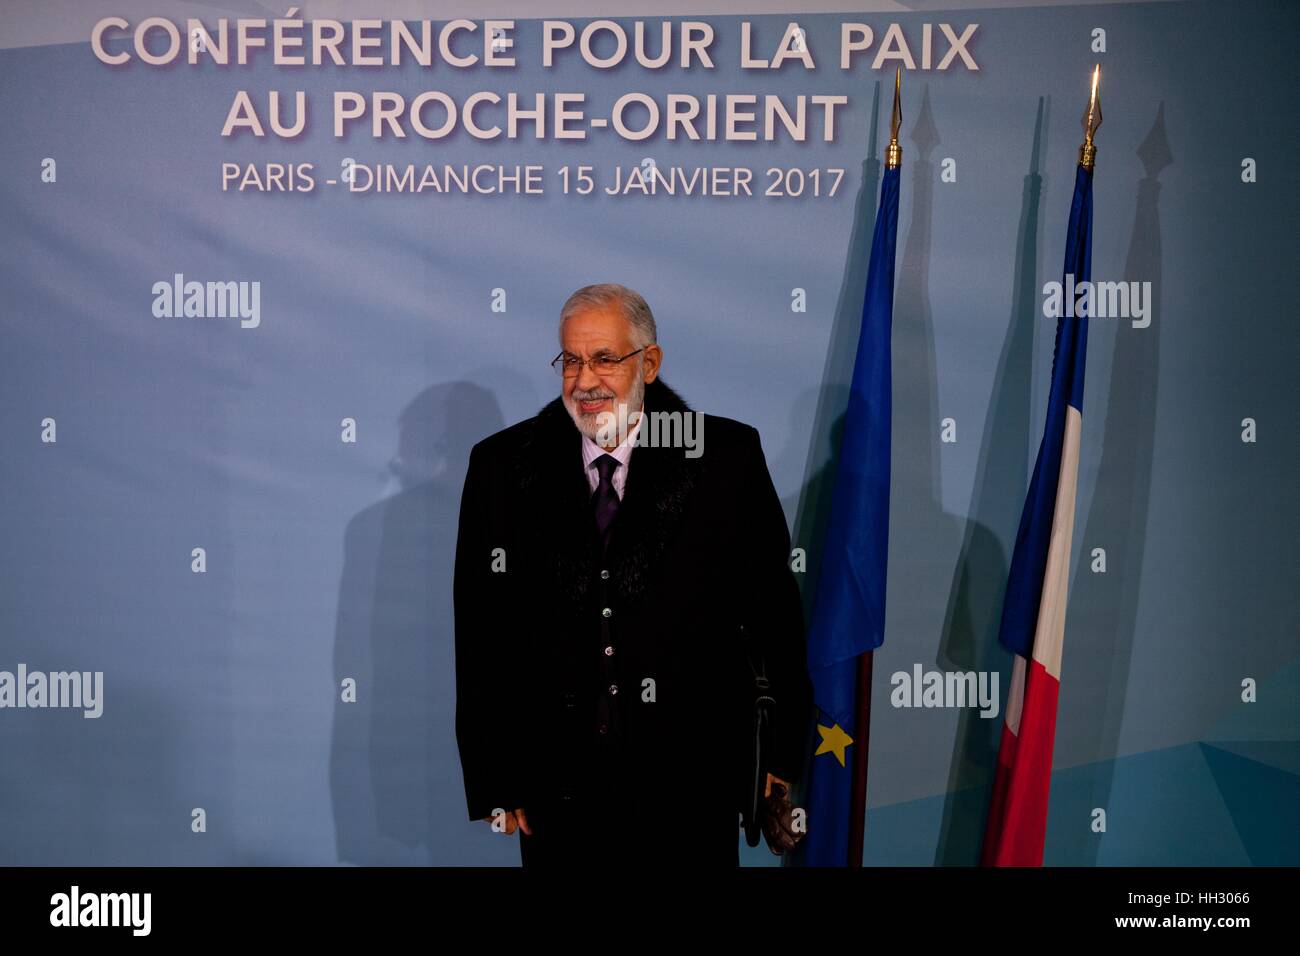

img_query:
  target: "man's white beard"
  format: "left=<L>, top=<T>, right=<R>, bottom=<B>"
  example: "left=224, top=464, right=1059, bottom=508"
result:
left=564, top=375, right=645, bottom=445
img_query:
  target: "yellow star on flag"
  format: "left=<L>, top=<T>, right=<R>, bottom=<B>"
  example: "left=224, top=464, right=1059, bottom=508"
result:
left=815, top=723, right=854, bottom=767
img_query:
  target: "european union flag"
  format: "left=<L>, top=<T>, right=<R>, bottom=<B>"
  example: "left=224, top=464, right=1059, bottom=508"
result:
left=796, top=138, right=900, bottom=867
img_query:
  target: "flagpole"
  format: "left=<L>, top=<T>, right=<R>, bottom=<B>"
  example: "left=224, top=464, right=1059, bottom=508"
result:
left=847, top=67, right=902, bottom=869
left=979, top=64, right=1101, bottom=867
left=848, top=653, right=874, bottom=866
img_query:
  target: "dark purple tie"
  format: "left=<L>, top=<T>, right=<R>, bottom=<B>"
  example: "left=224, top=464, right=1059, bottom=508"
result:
left=591, top=454, right=621, bottom=547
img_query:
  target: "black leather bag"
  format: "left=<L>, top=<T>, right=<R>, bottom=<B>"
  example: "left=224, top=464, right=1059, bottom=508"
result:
left=739, top=623, right=805, bottom=855
left=740, top=623, right=775, bottom=849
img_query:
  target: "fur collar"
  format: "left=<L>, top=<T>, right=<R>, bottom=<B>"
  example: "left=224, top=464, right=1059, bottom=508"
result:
left=510, top=378, right=704, bottom=609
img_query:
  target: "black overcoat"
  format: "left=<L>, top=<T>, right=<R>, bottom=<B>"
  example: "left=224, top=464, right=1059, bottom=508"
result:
left=453, top=377, right=813, bottom=856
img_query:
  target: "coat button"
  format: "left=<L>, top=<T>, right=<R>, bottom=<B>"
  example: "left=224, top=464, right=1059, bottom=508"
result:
left=602, top=607, right=612, bottom=618
left=608, top=684, right=618, bottom=695
left=604, top=646, right=614, bottom=657
left=600, top=569, right=610, bottom=580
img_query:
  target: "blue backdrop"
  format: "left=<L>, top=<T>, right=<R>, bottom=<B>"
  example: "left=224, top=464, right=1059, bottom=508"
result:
left=1, top=0, right=1296, bottom=865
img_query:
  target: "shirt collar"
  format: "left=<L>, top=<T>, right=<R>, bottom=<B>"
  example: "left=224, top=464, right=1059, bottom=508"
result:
left=581, top=406, right=644, bottom=470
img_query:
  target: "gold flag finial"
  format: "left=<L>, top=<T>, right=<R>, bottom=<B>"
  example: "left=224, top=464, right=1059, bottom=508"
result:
left=1079, top=63, right=1102, bottom=169
left=886, top=67, right=902, bottom=169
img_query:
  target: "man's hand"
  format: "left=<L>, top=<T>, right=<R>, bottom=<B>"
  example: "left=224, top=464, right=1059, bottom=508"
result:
left=764, top=773, right=790, bottom=798
left=482, top=807, right=532, bottom=836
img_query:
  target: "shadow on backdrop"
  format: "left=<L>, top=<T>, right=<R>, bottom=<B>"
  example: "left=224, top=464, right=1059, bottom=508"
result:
left=329, top=380, right=511, bottom=865
left=787, top=81, right=882, bottom=610
left=879, top=85, right=987, bottom=865
left=784, top=86, right=980, bottom=865
left=779, top=83, right=881, bottom=865
left=932, top=96, right=1048, bottom=865
left=1053, top=104, right=1168, bottom=865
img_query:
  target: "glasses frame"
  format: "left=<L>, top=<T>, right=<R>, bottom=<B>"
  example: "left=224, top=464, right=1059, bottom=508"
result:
left=550, top=347, right=645, bottom=377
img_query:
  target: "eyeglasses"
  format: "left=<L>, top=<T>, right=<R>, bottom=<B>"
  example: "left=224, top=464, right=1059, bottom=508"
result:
left=550, top=348, right=644, bottom=377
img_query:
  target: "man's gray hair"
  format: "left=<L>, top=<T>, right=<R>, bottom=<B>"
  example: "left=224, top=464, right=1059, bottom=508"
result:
left=559, top=284, right=658, bottom=350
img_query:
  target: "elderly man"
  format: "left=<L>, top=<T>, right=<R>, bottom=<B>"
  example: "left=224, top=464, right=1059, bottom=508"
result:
left=453, top=283, right=812, bottom=867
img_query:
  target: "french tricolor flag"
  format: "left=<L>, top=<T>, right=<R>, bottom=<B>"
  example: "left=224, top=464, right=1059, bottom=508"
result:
left=981, top=157, right=1094, bottom=867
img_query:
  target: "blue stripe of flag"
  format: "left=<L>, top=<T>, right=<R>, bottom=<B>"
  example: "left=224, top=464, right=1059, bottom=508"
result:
left=999, top=164, right=1093, bottom=659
